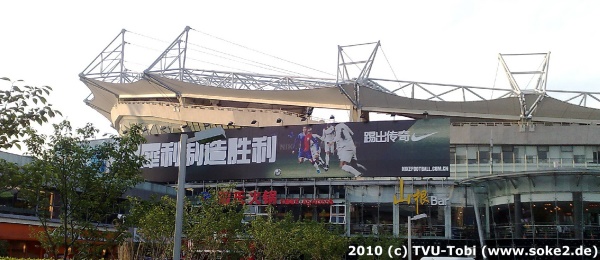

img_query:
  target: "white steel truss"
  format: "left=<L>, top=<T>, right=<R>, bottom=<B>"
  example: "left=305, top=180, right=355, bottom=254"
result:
left=499, top=52, right=551, bottom=119
left=80, top=29, right=142, bottom=83
left=143, top=26, right=338, bottom=93
left=336, top=41, right=391, bottom=109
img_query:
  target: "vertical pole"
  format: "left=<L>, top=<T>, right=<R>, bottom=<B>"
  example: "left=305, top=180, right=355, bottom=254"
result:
left=393, top=182, right=400, bottom=237
left=173, top=134, right=188, bottom=260
left=408, top=216, right=412, bottom=260
left=393, top=203, right=399, bottom=237
left=120, top=30, right=126, bottom=84
left=573, top=192, right=583, bottom=239
left=472, top=188, right=487, bottom=259
left=445, top=203, right=452, bottom=239
left=490, top=129, right=494, bottom=174
left=514, top=194, right=523, bottom=238
left=345, top=195, right=351, bottom=237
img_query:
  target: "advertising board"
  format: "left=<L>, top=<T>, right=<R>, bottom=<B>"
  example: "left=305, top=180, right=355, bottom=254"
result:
left=139, top=118, right=449, bottom=182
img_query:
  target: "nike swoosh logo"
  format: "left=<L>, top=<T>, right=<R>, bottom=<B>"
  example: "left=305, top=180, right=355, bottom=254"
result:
left=411, top=132, right=437, bottom=141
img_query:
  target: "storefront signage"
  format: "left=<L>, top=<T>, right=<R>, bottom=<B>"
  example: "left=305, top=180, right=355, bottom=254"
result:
left=393, top=179, right=449, bottom=214
left=215, top=190, right=333, bottom=206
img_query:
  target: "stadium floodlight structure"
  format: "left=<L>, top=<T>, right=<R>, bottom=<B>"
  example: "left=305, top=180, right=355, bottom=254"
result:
left=335, top=41, right=406, bottom=121
left=79, top=29, right=143, bottom=84
left=143, top=26, right=339, bottom=93
left=499, top=52, right=550, bottom=120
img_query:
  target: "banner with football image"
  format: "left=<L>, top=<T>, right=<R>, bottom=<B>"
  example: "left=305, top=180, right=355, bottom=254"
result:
left=139, top=118, right=450, bottom=182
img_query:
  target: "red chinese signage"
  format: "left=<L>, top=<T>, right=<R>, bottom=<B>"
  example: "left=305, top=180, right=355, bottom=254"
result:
left=218, top=190, right=333, bottom=206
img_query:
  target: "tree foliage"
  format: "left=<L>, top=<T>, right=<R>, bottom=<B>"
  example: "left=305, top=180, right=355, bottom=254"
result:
left=296, top=220, right=348, bottom=260
left=127, top=192, right=352, bottom=260
left=19, top=121, right=146, bottom=260
left=126, top=195, right=179, bottom=260
left=246, top=212, right=302, bottom=259
left=0, top=77, right=61, bottom=150
left=244, top=210, right=348, bottom=259
left=185, top=188, right=246, bottom=260
left=0, top=159, right=22, bottom=194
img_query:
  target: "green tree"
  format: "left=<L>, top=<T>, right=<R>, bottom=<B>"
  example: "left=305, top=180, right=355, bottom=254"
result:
left=243, top=208, right=352, bottom=259
left=0, top=158, right=22, bottom=194
left=127, top=195, right=179, bottom=260
left=1, top=77, right=60, bottom=196
left=296, top=220, right=348, bottom=260
left=19, top=121, right=146, bottom=260
left=0, top=77, right=61, bottom=150
left=246, top=211, right=302, bottom=259
left=184, top=188, right=246, bottom=260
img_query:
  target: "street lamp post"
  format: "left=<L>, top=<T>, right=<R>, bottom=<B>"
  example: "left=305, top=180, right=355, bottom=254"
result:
left=173, top=127, right=226, bottom=260
left=407, top=213, right=427, bottom=260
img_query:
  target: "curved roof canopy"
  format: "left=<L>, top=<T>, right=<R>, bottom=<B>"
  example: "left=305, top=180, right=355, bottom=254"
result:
left=81, top=75, right=600, bottom=126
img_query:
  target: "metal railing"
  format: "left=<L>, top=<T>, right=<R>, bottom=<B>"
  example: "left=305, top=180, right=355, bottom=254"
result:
left=489, top=224, right=600, bottom=239
left=450, top=157, right=600, bottom=180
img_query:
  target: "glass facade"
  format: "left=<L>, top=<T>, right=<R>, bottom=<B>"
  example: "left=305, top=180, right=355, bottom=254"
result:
left=185, top=167, right=600, bottom=243
left=450, top=144, right=600, bottom=179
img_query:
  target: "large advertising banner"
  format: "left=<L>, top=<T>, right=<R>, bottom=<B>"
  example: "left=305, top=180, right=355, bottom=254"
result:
left=139, top=118, right=450, bottom=182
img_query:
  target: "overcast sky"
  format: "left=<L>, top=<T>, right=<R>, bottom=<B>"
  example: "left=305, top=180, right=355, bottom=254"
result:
left=2, top=0, right=599, bottom=154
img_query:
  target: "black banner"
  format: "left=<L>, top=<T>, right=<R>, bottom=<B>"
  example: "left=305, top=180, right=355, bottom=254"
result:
left=139, top=118, right=450, bottom=182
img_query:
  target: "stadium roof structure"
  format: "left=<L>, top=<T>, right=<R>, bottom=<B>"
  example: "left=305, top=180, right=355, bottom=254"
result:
left=80, top=27, right=600, bottom=133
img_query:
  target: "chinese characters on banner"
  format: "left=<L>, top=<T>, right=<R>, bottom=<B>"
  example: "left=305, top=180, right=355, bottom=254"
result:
left=138, top=136, right=277, bottom=168
left=363, top=130, right=438, bottom=143
left=393, top=179, right=429, bottom=214
left=364, top=130, right=411, bottom=143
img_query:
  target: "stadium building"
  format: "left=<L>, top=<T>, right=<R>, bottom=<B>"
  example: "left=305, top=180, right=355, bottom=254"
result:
left=4, top=26, right=599, bottom=259
left=79, top=26, right=600, bottom=256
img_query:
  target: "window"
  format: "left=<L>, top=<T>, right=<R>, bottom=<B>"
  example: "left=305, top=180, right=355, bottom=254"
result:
left=479, top=151, right=490, bottom=164
left=455, top=146, right=467, bottom=164
left=467, top=146, right=478, bottom=164
left=491, top=146, right=501, bottom=163
left=574, top=155, right=586, bottom=164
left=537, top=146, right=549, bottom=152
left=501, top=146, right=515, bottom=163
left=561, top=146, right=573, bottom=152
left=560, top=146, right=574, bottom=163
left=330, top=205, right=346, bottom=224
left=449, top=146, right=456, bottom=164
left=537, top=146, right=549, bottom=162
left=244, top=205, right=269, bottom=223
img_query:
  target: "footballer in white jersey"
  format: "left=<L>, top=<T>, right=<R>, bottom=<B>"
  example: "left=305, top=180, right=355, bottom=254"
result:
left=321, top=123, right=336, bottom=169
left=334, top=123, right=366, bottom=177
